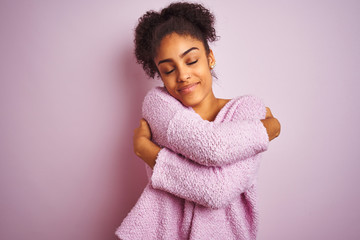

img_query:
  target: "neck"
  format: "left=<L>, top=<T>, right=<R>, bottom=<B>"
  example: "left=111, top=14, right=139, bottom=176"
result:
left=192, top=91, right=221, bottom=121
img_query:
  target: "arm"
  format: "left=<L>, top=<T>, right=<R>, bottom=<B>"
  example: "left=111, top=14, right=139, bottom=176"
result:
left=151, top=147, right=261, bottom=209
left=133, top=115, right=280, bottom=169
left=142, top=87, right=270, bottom=166
left=132, top=117, right=280, bottom=169
left=166, top=110, right=269, bottom=166
left=133, top=121, right=275, bottom=208
left=133, top=119, right=161, bottom=169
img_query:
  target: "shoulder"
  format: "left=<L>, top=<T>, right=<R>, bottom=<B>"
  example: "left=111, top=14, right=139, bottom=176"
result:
left=143, top=86, right=180, bottom=106
left=142, top=86, right=184, bottom=118
left=144, top=86, right=168, bottom=100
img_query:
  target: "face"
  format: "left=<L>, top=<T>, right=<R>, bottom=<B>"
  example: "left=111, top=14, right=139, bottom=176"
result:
left=154, top=33, right=216, bottom=108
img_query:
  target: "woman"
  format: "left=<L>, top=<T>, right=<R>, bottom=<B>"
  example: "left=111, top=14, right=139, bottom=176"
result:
left=116, top=2, right=280, bottom=239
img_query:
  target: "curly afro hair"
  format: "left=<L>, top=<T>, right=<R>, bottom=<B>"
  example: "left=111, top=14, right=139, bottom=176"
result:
left=134, top=2, right=218, bottom=78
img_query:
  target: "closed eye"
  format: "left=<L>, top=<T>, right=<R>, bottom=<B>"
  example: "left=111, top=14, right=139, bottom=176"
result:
left=165, top=69, right=175, bottom=75
left=187, top=60, right=198, bottom=65
left=164, top=60, right=198, bottom=75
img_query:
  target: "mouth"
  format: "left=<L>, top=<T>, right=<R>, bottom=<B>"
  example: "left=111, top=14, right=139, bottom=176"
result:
left=178, top=82, right=199, bottom=94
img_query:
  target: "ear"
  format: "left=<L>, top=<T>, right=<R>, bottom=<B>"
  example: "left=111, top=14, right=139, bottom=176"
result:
left=207, top=49, right=216, bottom=68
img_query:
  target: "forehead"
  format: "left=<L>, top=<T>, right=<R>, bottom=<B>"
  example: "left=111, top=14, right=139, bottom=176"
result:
left=155, top=33, right=205, bottom=59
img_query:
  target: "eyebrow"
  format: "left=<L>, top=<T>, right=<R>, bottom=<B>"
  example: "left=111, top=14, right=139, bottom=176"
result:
left=157, top=47, right=199, bottom=66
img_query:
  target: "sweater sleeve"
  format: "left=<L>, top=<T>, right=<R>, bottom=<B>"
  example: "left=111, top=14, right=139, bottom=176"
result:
left=142, top=87, right=269, bottom=167
left=166, top=111, right=269, bottom=166
left=151, top=147, right=262, bottom=209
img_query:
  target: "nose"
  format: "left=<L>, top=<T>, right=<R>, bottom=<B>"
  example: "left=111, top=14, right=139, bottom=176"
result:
left=177, top=65, right=190, bottom=82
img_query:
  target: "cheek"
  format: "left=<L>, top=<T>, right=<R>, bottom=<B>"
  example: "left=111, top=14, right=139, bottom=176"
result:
left=161, top=80, right=178, bottom=97
left=195, top=61, right=211, bottom=78
left=197, top=66, right=212, bottom=86
left=162, top=79, right=175, bottom=90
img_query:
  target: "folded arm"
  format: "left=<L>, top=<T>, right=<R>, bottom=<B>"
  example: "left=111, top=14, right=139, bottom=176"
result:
left=142, top=87, right=270, bottom=166
left=166, top=111, right=269, bottom=166
left=133, top=118, right=279, bottom=208
left=151, top=147, right=261, bottom=209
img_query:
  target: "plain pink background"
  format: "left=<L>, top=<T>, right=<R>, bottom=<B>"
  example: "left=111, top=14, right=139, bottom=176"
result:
left=1, top=0, right=359, bottom=239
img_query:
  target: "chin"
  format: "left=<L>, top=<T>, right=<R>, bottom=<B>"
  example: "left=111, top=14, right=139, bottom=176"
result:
left=179, top=96, right=202, bottom=108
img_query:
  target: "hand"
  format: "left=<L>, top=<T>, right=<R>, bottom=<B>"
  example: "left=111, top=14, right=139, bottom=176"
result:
left=133, top=118, right=152, bottom=141
left=261, top=107, right=281, bottom=141
left=133, top=119, right=161, bottom=169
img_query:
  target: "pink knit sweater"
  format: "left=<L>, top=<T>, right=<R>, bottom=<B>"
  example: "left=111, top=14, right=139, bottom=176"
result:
left=116, top=87, right=269, bottom=239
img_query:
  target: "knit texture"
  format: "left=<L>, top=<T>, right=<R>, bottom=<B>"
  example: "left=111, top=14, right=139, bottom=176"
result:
left=142, top=87, right=269, bottom=166
left=116, top=87, right=269, bottom=240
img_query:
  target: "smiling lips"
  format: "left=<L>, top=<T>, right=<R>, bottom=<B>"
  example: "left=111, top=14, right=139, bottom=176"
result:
left=178, top=82, right=199, bottom=94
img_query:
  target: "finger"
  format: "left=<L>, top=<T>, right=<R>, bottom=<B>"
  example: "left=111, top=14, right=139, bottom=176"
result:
left=268, top=108, right=273, bottom=117
left=141, top=118, right=150, bottom=125
left=265, top=107, right=273, bottom=118
left=138, top=119, right=146, bottom=128
left=139, top=118, right=146, bottom=125
left=138, top=121, right=144, bottom=130
left=141, top=119, right=151, bottom=129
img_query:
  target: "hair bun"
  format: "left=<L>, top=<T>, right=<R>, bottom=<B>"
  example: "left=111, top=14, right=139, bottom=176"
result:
left=160, top=2, right=217, bottom=43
